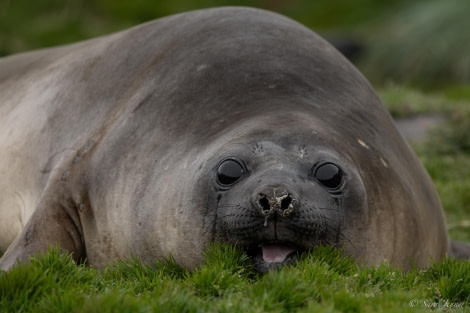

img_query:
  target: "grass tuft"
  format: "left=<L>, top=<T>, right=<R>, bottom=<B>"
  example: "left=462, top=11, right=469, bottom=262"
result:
left=189, top=244, right=253, bottom=297
left=0, top=246, right=99, bottom=312
left=355, top=263, right=404, bottom=295
left=252, top=270, right=312, bottom=312
left=422, top=258, right=470, bottom=303
left=297, top=246, right=357, bottom=276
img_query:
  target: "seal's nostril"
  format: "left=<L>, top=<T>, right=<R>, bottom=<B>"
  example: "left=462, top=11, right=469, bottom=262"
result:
left=280, top=194, right=293, bottom=211
left=258, top=194, right=270, bottom=213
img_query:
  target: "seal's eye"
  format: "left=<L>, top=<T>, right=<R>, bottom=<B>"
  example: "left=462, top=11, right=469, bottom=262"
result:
left=217, top=158, right=245, bottom=186
left=314, top=163, right=343, bottom=190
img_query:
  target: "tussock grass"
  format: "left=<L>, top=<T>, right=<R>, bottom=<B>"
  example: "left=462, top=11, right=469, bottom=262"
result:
left=1, top=246, right=469, bottom=313
left=360, top=0, right=470, bottom=88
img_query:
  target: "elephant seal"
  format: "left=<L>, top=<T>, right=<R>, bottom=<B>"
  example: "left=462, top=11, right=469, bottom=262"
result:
left=0, top=7, right=469, bottom=272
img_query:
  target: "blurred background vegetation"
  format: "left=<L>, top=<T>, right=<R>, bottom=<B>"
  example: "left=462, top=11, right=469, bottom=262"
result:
left=1, top=0, right=469, bottom=90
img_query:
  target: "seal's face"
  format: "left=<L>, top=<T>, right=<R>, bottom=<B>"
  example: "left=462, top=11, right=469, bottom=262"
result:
left=208, top=123, right=368, bottom=272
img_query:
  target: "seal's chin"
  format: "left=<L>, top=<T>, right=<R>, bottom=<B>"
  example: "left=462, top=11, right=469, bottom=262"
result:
left=246, top=243, right=301, bottom=272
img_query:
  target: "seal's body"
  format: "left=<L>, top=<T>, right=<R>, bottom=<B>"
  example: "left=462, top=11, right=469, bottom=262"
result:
left=0, top=7, right=468, bottom=272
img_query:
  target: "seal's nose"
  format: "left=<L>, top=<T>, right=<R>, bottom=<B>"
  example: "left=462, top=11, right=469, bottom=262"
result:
left=255, top=189, right=297, bottom=218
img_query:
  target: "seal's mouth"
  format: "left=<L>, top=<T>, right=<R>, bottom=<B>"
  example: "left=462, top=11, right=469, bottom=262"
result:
left=246, top=243, right=302, bottom=272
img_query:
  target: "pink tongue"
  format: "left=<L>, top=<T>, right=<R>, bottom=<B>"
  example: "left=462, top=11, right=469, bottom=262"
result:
left=261, top=244, right=296, bottom=263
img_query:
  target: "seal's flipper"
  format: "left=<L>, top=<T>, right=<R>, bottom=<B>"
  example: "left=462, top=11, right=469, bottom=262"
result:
left=0, top=199, right=84, bottom=271
left=450, top=241, right=470, bottom=259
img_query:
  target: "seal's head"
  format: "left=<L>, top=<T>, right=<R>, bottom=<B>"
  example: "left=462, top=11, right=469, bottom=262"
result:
left=206, top=114, right=368, bottom=272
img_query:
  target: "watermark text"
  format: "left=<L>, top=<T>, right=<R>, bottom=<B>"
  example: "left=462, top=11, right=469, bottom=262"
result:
left=409, top=299, right=466, bottom=310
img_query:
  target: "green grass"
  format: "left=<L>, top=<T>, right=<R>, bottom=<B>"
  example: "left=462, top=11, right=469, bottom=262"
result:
left=1, top=245, right=469, bottom=313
